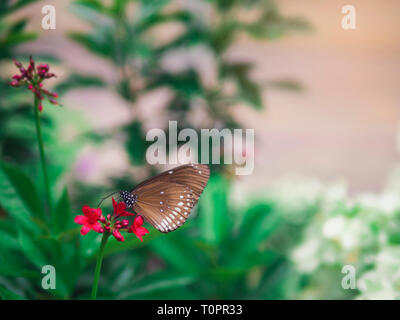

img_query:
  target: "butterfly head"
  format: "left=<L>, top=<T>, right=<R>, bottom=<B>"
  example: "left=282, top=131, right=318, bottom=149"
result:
left=119, top=191, right=137, bottom=208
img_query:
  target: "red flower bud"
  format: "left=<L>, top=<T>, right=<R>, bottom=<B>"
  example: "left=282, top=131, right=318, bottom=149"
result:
left=112, top=229, right=124, bottom=242
left=29, top=56, right=35, bottom=69
left=10, top=80, right=20, bottom=87
left=122, top=219, right=129, bottom=227
left=38, top=104, right=43, bottom=112
left=49, top=99, right=59, bottom=105
left=13, top=58, right=22, bottom=68
left=99, top=216, right=106, bottom=223
left=105, top=226, right=110, bottom=231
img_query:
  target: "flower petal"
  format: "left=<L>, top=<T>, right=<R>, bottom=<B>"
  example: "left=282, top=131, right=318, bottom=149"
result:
left=74, top=215, right=87, bottom=225
left=92, top=221, right=103, bottom=233
left=134, top=215, right=144, bottom=228
left=115, top=202, right=126, bottom=216
left=120, top=211, right=135, bottom=217
left=112, top=197, right=117, bottom=211
left=93, top=207, right=102, bottom=220
left=82, top=205, right=92, bottom=217
left=80, top=225, right=91, bottom=235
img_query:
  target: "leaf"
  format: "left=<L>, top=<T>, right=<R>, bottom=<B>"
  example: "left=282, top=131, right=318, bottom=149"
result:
left=198, top=174, right=230, bottom=244
left=149, top=235, right=204, bottom=274
left=0, top=0, right=39, bottom=17
left=0, top=163, right=37, bottom=232
left=8, top=18, right=28, bottom=33
left=0, top=220, right=19, bottom=250
left=0, top=32, right=37, bottom=48
left=54, top=74, right=106, bottom=95
left=266, top=79, right=304, bottom=92
left=0, top=162, right=44, bottom=220
left=147, top=70, right=203, bottom=98
left=68, top=32, right=113, bottom=58
left=238, top=77, right=263, bottom=109
left=240, top=203, right=280, bottom=242
left=0, top=284, right=25, bottom=300
left=125, top=120, right=152, bottom=165
left=221, top=62, right=263, bottom=109
left=116, top=271, right=196, bottom=299
left=52, top=188, right=71, bottom=234
left=245, top=13, right=311, bottom=40
left=17, top=225, right=47, bottom=269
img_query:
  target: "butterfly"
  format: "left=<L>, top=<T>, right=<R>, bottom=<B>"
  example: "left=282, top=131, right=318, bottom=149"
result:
left=119, top=164, right=210, bottom=233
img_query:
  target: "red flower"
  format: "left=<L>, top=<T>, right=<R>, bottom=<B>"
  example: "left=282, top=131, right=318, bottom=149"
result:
left=112, top=197, right=134, bottom=217
left=128, top=216, right=149, bottom=242
left=9, top=56, right=59, bottom=112
left=74, top=205, right=104, bottom=235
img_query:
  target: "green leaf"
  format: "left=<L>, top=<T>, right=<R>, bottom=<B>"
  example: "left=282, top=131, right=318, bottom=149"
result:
left=17, top=225, right=47, bottom=269
left=8, top=18, right=28, bottom=33
left=68, top=32, right=113, bottom=58
left=149, top=235, right=204, bottom=274
left=0, top=163, right=37, bottom=232
left=0, top=0, right=39, bottom=17
left=52, top=188, right=71, bottom=234
left=238, top=77, right=263, bottom=109
left=0, top=243, right=38, bottom=278
left=198, top=174, right=230, bottom=244
left=116, top=271, right=196, bottom=299
left=266, top=79, right=304, bottom=92
left=0, top=220, right=19, bottom=250
left=221, top=62, right=263, bottom=109
left=0, top=284, right=25, bottom=300
left=54, top=74, right=106, bottom=95
left=125, top=120, right=152, bottom=165
left=0, top=161, right=44, bottom=220
left=147, top=70, right=203, bottom=98
left=0, top=32, right=37, bottom=48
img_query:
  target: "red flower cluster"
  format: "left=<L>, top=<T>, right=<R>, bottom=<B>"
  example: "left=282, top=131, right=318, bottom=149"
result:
left=10, top=56, right=59, bottom=112
left=74, top=197, right=149, bottom=242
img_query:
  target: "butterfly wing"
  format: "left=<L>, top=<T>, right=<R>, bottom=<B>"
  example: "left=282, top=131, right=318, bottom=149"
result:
left=131, top=164, right=210, bottom=233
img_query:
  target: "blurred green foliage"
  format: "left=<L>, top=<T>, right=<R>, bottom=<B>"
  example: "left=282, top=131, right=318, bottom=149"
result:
left=63, top=0, right=309, bottom=172
left=4, top=0, right=395, bottom=301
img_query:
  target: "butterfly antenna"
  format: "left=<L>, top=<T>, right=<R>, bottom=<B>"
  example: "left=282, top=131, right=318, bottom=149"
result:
left=97, top=191, right=119, bottom=208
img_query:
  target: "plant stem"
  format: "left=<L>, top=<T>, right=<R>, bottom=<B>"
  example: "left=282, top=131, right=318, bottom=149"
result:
left=91, top=232, right=110, bottom=300
left=33, top=96, right=52, bottom=212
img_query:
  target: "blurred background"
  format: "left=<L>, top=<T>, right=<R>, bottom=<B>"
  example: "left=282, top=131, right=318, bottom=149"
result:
left=1, top=0, right=400, bottom=300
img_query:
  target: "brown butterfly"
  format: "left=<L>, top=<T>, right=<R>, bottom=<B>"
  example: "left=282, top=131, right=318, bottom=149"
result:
left=119, top=164, right=210, bottom=233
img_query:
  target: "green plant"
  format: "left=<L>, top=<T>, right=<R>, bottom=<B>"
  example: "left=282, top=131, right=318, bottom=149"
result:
left=64, top=0, right=309, bottom=170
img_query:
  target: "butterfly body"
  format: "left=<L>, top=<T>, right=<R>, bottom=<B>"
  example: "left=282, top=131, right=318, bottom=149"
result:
left=120, top=164, right=210, bottom=233
left=120, top=191, right=137, bottom=208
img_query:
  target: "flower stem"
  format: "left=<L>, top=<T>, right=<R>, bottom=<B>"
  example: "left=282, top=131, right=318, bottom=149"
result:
left=91, top=232, right=110, bottom=300
left=33, top=96, right=52, bottom=213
